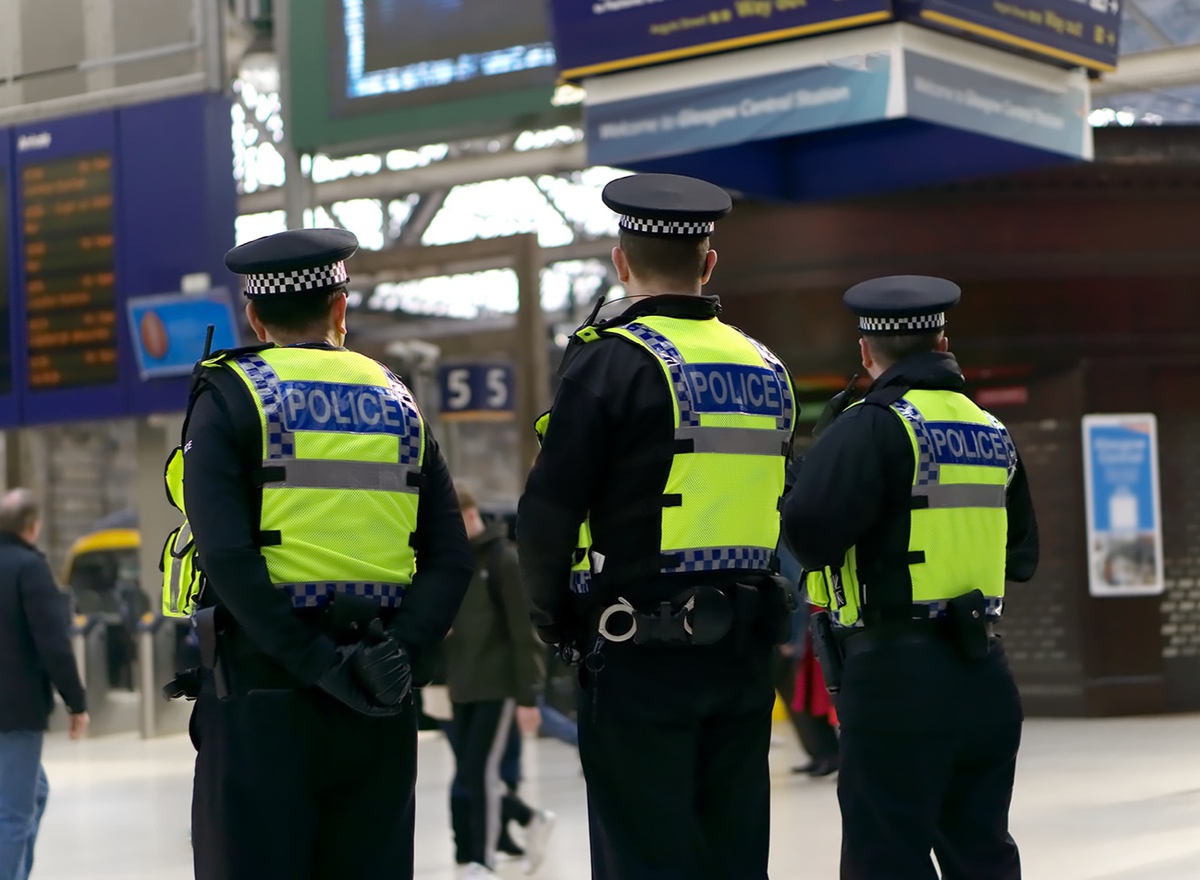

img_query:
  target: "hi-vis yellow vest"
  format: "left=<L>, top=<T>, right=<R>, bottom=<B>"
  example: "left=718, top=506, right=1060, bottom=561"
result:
left=162, top=345, right=426, bottom=617
left=563, top=314, right=795, bottom=589
left=806, top=389, right=1016, bottom=626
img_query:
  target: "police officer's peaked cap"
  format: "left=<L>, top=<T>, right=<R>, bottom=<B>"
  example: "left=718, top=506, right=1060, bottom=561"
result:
left=224, top=228, right=359, bottom=299
left=843, top=275, right=961, bottom=335
left=602, top=173, right=732, bottom=237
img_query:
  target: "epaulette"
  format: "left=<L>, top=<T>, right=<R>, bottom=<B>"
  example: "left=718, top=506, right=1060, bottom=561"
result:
left=197, top=342, right=273, bottom=370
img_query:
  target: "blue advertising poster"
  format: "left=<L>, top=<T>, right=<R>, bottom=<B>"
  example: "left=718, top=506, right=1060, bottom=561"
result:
left=126, top=290, right=239, bottom=381
left=588, top=53, right=893, bottom=166
left=438, top=363, right=515, bottom=420
left=899, top=0, right=1120, bottom=72
left=1082, top=414, right=1164, bottom=598
left=549, top=0, right=894, bottom=79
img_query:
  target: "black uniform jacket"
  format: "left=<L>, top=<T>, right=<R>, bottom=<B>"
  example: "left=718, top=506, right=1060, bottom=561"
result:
left=0, top=532, right=87, bottom=730
left=783, top=351, right=1038, bottom=584
left=518, top=294, right=789, bottom=646
left=182, top=342, right=473, bottom=686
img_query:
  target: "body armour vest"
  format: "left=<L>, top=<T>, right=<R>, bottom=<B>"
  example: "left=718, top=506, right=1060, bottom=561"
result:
left=162, top=345, right=426, bottom=617
left=806, top=388, right=1017, bottom=626
left=555, top=314, right=796, bottom=594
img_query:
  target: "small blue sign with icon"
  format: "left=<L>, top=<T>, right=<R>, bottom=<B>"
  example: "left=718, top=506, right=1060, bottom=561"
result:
left=1081, top=413, right=1163, bottom=598
left=127, top=290, right=239, bottom=380
left=438, top=363, right=514, bottom=420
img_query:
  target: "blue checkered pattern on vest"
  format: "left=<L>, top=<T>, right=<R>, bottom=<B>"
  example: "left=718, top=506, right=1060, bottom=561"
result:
left=570, top=570, right=591, bottom=596
left=281, top=581, right=407, bottom=609
left=738, top=332, right=795, bottom=431
left=668, top=546, right=774, bottom=573
left=236, top=353, right=296, bottom=459
left=983, top=412, right=1018, bottom=488
left=620, top=322, right=702, bottom=428
left=891, top=399, right=939, bottom=487
left=385, top=369, right=424, bottom=466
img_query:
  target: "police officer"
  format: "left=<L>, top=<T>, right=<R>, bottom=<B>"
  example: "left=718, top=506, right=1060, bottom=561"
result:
left=181, top=229, right=473, bottom=880
left=518, top=174, right=797, bottom=880
left=783, top=276, right=1039, bottom=880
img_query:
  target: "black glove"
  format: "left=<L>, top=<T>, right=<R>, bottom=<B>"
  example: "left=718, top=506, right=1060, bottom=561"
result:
left=351, top=620, right=413, bottom=707
left=316, top=643, right=407, bottom=718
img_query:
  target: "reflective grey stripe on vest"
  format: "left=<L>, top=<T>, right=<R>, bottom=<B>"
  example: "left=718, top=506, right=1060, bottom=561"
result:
left=675, top=426, right=790, bottom=456
left=171, top=521, right=193, bottom=557
left=166, top=559, right=182, bottom=614
left=921, top=483, right=1007, bottom=509
left=166, top=523, right=194, bottom=614
left=890, top=398, right=1008, bottom=508
left=262, top=459, right=420, bottom=493
left=279, top=581, right=407, bottom=609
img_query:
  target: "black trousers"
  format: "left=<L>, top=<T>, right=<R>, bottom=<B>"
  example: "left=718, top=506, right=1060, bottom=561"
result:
left=835, top=638, right=1023, bottom=880
left=448, top=699, right=533, bottom=867
left=578, top=640, right=775, bottom=880
left=191, top=688, right=418, bottom=880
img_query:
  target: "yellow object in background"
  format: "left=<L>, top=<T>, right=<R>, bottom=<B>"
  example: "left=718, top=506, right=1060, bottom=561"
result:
left=773, top=693, right=788, bottom=722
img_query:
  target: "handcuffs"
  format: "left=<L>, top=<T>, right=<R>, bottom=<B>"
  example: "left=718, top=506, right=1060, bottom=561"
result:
left=597, top=588, right=731, bottom=646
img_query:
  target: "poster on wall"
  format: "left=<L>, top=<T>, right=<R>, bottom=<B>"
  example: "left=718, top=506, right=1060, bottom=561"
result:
left=1081, top=413, right=1164, bottom=598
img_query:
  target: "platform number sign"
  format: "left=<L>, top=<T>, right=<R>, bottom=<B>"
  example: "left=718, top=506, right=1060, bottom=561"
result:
left=438, top=363, right=514, bottom=421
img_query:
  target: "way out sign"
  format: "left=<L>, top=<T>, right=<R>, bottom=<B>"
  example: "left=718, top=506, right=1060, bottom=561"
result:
left=1081, top=413, right=1164, bottom=598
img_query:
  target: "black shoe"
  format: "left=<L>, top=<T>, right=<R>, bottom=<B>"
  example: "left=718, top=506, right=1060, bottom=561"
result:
left=791, top=761, right=816, bottom=774
left=808, top=757, right=839, bottom=778
left=497, top=829, right=525, bottom=857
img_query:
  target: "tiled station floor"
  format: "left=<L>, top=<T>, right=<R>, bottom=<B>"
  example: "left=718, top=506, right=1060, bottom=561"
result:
left=30, top=712, right=1200, bottom=879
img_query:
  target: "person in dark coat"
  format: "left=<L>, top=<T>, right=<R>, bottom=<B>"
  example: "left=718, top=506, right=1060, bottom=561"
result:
left=0, top=489, right=88, bottom=880
left=443, top=484, right=553, bottom=878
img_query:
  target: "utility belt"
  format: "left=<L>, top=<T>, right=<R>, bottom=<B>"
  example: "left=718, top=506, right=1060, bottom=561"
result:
left=809, top=589, right=1001, bottom=697
left=838, top=616, right=998, bottom=659
left=591, top=574, right=796, bottom=649
left=163, top=594, right=395, bottom=701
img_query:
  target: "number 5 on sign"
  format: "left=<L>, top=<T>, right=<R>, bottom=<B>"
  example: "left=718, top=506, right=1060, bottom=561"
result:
left=437, top=363, right=515, bottom=421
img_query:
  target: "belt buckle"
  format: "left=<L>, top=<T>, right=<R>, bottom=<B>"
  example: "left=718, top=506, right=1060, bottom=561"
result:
left=598, top=597, right=637, bottom=643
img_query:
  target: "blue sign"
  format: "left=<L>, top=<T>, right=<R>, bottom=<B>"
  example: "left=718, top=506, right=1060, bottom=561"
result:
left=905, top=52, right=1088, bottom=158
left=127, top=291, right=239, bottom=380
left=1082, top=414, right=1163, bottom=598
left=549, top=0, right=1120, bottom=79
left=900, top=0, right=1121, bottom=72
left=684, top=363, right=784, bottom=416
left=588, top=54, right=893, bottom=167
left=438, top=363, right=514, bottom=420
left=8, top=92, right=238, bottom=426
left=590, top=34, right=1091, bottom=202
left=549, top=0, right=894, bottom=79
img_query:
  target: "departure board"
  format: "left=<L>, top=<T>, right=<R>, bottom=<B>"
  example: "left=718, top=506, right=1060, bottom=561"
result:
left=19, top=153, right=118, bottom=390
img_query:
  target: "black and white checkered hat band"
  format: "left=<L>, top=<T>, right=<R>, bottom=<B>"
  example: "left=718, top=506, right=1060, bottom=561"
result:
left=243, top=261, right=349, bottom=296
left=620, top=215, right=715, bottom=236
left=859, top=313, right=945, bottom=333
